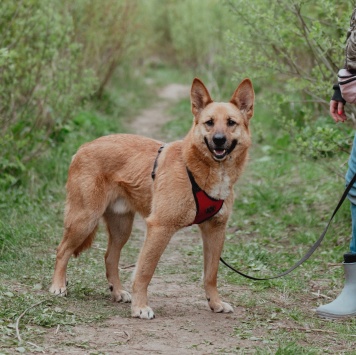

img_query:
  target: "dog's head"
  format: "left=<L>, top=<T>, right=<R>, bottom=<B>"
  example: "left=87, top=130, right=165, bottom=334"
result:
left=190, top=78, right=254, bottom=162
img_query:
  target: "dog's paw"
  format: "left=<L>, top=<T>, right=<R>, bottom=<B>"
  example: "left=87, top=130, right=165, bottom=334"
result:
left=49, top=284, right=67, bottom=297
left=111, top=289, right=132, bottom=303
left=131, top=306, right=155, bottom=319
left=209, top=300, right=234, bottom=314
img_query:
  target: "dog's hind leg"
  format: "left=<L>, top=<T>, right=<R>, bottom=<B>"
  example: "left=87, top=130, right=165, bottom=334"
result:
left=199, top=221, right=234, bottom=314
left=49, top=223, right=98, bottom=296
left=49, top=192, right=105, bottom=296
left=50, top=170, right=113, bottom=297
left=50, top=214, right=100, bottom=296
left=103, top=209, right=135, bottom=303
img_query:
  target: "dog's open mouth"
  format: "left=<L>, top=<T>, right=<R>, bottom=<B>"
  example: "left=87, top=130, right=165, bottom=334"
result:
left=204, top=137, right=238, bottom=161
left=213, top=149, right=227, bottom=160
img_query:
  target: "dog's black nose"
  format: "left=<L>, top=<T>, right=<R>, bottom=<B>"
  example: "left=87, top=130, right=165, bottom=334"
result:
left=213, top=134, right=226, bottom=146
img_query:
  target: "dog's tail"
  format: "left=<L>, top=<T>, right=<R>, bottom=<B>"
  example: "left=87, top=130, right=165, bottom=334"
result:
left=73, top=225, right=98, bottom=257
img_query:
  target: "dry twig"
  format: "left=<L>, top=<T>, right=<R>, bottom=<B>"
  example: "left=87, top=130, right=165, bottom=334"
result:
left=277, top=325, right=337, bottom=334
left=16, top=299, right=48, bottom=343
left=120, top=263, right=136, bottom=270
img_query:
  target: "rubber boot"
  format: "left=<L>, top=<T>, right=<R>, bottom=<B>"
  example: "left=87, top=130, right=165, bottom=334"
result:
left=316, top=253, right=356, bottom=319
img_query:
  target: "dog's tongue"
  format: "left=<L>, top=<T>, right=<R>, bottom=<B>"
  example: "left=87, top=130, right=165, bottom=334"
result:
left=215, top=149, right=225, bottom=155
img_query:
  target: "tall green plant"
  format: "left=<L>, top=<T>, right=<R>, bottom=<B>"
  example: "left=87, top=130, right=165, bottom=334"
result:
left=143, top=0, right=236, bottom=93
left=0, top=1, right=97, bottom=187
left=0, top=0, right=147, bottom=188
left=226, top=0, right=351, bottom=103
left=69, top=0, right=143, bottom=99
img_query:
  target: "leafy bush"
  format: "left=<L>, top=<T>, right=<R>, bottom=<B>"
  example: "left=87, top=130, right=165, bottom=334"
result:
left=292, top=118, right=353, bottom=159
left=225, top=0, right=355, bottom=160
left=143, top=0, right=237, bottom=94
left=0, top=1, right=97, bottom=187
left=0, top=0, right=146, bottom=188
left=226, top=0, right=351, bottom=102
left=69, top=0, right=143, bottom=98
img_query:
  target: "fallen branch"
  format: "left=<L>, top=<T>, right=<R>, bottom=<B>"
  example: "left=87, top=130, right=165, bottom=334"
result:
left=120, top=263, right=136, bottom=270
left=16, top=299, right=48, bottom=343
left=311, top=291, right=332, bottom=300
left=327, top=263, right=342, bottom=267
left=277, top=325, right=337, bottom=334
left=26, top=341, right=45, bottom=353
left=114, top=330, right=131, bottom=343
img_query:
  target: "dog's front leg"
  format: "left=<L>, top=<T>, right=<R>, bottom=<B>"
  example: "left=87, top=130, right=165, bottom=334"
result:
left=131, top=221, right=175, bottom=319
left=199, top=221, right=234, bottom=314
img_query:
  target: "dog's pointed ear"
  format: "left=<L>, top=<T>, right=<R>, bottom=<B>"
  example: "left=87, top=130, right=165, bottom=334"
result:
left=191, top=78, right=213, bottom=117
left=230, top=79, right=255, bottom=120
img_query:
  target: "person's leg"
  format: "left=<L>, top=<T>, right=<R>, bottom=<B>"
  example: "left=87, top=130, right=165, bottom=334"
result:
left=315, top=205, right=356, bottom=319
left=316, top=134, right=356, bottom=318
left=346, top=132, right=356, bottom=255
left=346, top=133, right=356, bottom=205
left=350, top=203, right=356, bottom=254
left=315, top=258, right=356, bottom=319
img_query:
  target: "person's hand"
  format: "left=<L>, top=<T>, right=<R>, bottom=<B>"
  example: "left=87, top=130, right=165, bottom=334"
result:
left=330, top=100, right=347, bottom=123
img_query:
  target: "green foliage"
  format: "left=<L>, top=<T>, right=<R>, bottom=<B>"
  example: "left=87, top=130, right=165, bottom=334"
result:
left=164, top=98, right=192, bottom=139
left=226, top=0, right=351, bottom=97
left=225, top=0, right=355, bottom=162
left=69, top=0, right=144, bottom=98
left=0, top=0, right=147, bottom=188
left=165, top=0, right=232, bottom=68
left=0, top=0, right=97, bottom=187
left=2, top=0, right=354, bottom=188
left=293, top=118, right=353, bottom=159
left=143, top=0, right=237, bottom=94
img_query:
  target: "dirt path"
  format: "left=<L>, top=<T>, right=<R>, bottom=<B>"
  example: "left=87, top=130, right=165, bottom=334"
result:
left=42, top=83, right=256, bottom=354
left=129, top=83, right=190, bottom=141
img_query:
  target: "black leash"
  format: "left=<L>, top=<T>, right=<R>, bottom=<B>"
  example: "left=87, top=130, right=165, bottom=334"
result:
left=220, top=172, right=356, bottom=281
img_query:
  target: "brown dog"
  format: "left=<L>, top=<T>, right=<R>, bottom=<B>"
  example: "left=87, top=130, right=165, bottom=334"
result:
left=49, top=78, right=254, bottom=319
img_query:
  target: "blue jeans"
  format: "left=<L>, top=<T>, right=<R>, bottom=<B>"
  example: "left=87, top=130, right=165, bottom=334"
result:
left=345, top=133, right=356, bottom=254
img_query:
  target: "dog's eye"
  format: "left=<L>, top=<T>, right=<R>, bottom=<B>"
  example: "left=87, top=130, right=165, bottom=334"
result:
left=227, top=118, right=237, bottom=127
left=205, top=119, right=214, bottom=127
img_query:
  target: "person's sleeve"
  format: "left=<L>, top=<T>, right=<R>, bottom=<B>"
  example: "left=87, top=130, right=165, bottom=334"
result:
left=331, top=83, right=346, bottom=104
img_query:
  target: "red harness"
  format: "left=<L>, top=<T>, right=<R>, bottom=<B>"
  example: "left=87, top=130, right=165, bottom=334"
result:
left=151, top=145, right=224, bottom=225
left=186, top=169, right=224, bottom=225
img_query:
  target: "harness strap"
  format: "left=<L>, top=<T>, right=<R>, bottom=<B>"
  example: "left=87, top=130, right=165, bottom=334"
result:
left=220, top=172, right=356, bottom=281
left=186, top=169, right=201, bottom=193
left=151, top=144, right=165, bottom=180
left=151, top=144, right=224, bottom=225
left=187, top=168, right=224, bottom=225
